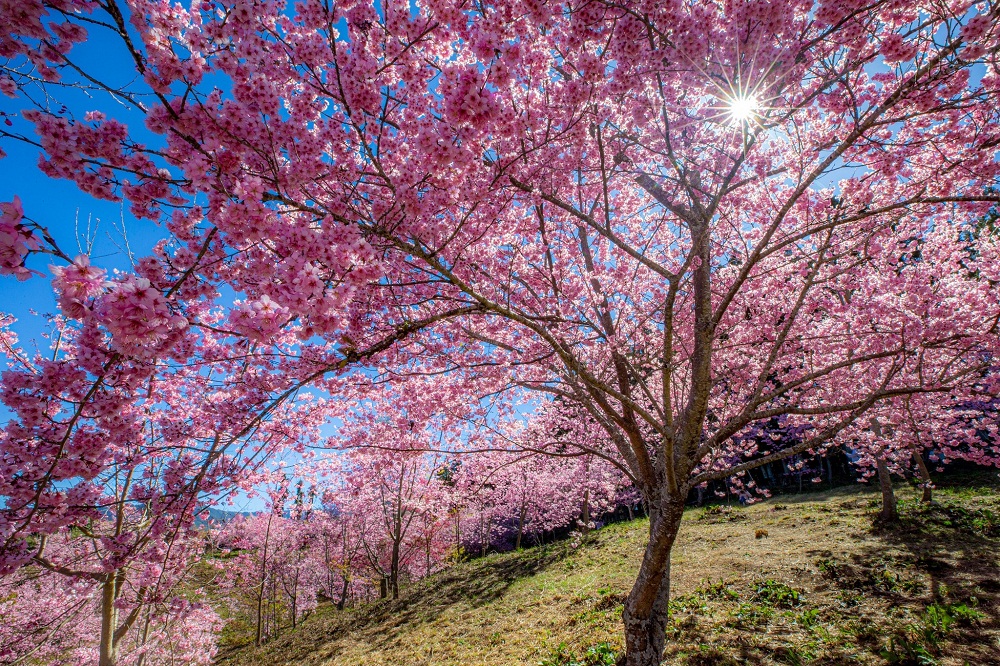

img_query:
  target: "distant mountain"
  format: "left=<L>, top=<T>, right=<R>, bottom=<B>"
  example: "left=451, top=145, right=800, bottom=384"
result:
left=196, top=507, right=254, bottom=526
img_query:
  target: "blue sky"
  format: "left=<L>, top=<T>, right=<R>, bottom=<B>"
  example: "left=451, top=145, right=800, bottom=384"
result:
left=1, top=32, right=169, bottom=348
left=0, top=31, right=287, bottom=511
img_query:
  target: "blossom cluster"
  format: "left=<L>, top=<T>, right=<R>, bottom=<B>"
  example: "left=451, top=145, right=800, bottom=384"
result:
left=0, top=197, right=38, bottom=280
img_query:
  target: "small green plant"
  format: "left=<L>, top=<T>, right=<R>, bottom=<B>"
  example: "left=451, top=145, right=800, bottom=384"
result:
left=922, top=604, right=954, bottom=636
left=729, top=602, right=774, bottom=628
left=539, top=643, right=573, bottom=666
left=878, top=599, right=985, bottom=666
left=753, top=579, right=802, bottom=607
left=669, top=592, right=707, bottom=614
left=538, top=642, right=618, bottom=666
left=775, top=645, right=813, bottom=666
left=923, top=601, right=984, bottom=631
left=695, top=578, right=738, bottom=600
left=842, top=617, right=880, bottom=644
left=880, top=634, right=938, bottom=666
left=447, top=544, right=469, bottom=563
left=837, top=590, right=862, bottom=607
left=901, top=498, right=1000, bottom=537
left=816, top=557, right=842, bottom=579
left=579, top=643, right=618, bottom=666
left=947, top=601, right=985, bottom=625
left=796, top=608, right=821, bottom=630
left=866, top=562, right=923, bottom=593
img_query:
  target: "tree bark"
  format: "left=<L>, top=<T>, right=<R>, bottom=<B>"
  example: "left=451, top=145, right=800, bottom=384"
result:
left=877, top=456, right=898, bottom=522
left=390, top=539, right=401, bottom=600
left=99, top=575, right=119, bottom=666
left=515, top=500, right=528, bottom=550
left=255, top=514, right=273, bottom=646
left=480, top=514, right=489, bottom=558
left=620, top=497, right=685, bottom=666
left=336, top=573, right=350, bottom=611
left=911, top=445, right=933, bottom=503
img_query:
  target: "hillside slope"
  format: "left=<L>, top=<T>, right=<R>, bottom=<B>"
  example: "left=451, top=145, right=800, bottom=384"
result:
left=219, top=482, right=1000, bottom=666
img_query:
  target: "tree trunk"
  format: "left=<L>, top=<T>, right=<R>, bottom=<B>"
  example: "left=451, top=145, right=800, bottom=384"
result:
left=877, top=456, right=898, bottom=522
left=336, top=573, right=350, bottom=611
left=515, top=500, right=528, bottom=550
left=390, top=539, right=401, bottom=600
left=620, top=497, right=685, bottom=666
left=911, top=445, right=933, bottom=503
left=99, top=575, right=119, bottom=666
left=581, top=488, right=591, bottom=534
left=480, top=514, right=489, bottom=558
left=134, top=609, right=152, bottom=666
left=255, top=514, right=273, bottom=646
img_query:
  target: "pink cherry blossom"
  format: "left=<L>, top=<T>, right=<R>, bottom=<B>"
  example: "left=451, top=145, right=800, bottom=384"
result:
left=51, top=254, right=107, bottom=319
left=0, top=197, right=38, bottom=280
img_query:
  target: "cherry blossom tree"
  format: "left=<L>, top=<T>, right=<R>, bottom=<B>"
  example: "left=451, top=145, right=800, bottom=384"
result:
left=316, top=404, right=456, bottom=599
left=214, top=506, right=325, bottom=645
left=0, top=528, right=222, bottom=666
left=0, top=299, right=325, bottom=664
left=4, top=0, right=1000, bottom=664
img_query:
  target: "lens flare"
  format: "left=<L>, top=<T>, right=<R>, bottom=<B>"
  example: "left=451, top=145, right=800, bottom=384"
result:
left=729, top=94, right=759, bottom=123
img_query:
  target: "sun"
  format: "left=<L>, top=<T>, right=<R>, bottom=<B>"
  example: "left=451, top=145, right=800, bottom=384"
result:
left=728, top=94, right=759, bottom=123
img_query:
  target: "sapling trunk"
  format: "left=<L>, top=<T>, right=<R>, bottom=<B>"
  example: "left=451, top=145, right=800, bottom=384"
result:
left=515, top=500, right=527, bottom=550
left=390, top=539, right=401, bottom=600
left=877, top=456, right=898, bottom=522
left=911, top=445, right=933, bottom=503
left=337, top=574, right=350, bottom=610
left=255, top=514, right=273, bottom=646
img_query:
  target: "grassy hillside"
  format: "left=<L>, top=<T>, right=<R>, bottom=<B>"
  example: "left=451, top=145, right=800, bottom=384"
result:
left=218, top=478, right=1000, bottom=666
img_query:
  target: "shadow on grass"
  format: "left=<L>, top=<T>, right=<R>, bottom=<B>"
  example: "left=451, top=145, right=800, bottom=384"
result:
left=217, top=542, right=571, bottom=665
left=810, top=495, right=1000, bottom=666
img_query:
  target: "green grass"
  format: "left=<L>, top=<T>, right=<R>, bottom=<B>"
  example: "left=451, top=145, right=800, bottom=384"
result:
left=217, top=479, right=1000, bottom=666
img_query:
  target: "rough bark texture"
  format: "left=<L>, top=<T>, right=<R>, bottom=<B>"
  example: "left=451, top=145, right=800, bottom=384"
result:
left=911, top=445, right=933, bottom=503
left=620, top=498, right=686, bottom=666
left=390, top=540, right=401, bottom=600
left=99, top=576, right=118, bottom=666
left=337, top=573, right=350, bottom=610
left=877, top=457, right=898, bottom=522
left=515, top=500, right=527, bottom=550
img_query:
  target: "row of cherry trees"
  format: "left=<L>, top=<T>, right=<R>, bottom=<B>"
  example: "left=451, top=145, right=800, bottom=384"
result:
left=211, top=430, right=633, bottom=646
